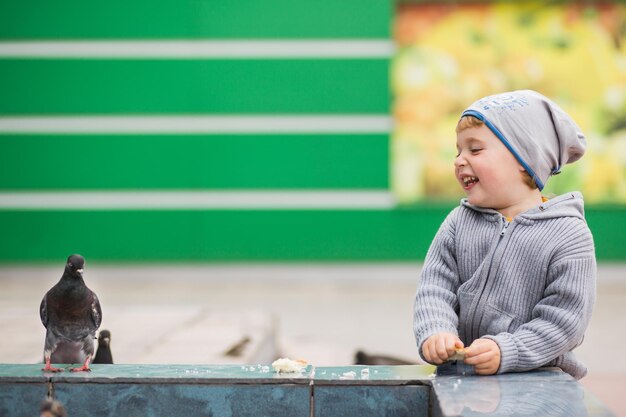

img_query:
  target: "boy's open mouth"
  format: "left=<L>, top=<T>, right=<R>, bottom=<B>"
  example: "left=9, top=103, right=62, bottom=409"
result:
left=462, top=176, right=479, bottom=189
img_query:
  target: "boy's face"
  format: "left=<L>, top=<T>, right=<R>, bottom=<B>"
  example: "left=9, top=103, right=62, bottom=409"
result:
left=455, top=124, right=529, bottom=210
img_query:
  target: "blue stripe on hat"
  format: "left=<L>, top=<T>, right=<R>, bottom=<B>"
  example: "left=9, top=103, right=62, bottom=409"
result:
left=461, top=109, right=544, bottom=191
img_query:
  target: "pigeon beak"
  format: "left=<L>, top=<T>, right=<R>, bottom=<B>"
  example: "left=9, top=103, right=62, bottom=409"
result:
left=77, top=268, right=84, bottom=274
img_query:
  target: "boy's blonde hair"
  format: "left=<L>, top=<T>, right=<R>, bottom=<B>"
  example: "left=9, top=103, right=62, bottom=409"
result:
left=456, top=116, right=538, bottom=190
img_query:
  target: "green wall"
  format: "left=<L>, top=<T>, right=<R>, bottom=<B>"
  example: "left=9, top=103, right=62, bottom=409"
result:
left=0, top=60, right=389, bottom=114
left=0, top=206, right=623, bottom=262
left=0, top=134, right=388, bottom=190
left=0, top=1, right=390, bottom=39
left=0, top=1, right=623, bottom=262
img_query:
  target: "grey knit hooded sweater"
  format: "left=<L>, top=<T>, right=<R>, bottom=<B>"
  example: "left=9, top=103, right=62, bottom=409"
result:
left=413, top=192, right=596, bottom=379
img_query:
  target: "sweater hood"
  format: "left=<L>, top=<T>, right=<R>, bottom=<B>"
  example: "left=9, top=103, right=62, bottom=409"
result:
left=461, top=192, right=585, bottom=222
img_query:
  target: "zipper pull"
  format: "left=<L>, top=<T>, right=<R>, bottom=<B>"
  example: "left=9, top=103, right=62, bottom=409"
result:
left=500, top=219, right=510, bottom=237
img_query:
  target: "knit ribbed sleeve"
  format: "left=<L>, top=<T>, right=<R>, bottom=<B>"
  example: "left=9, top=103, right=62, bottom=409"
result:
left=413, top=209, right=462, bottom=362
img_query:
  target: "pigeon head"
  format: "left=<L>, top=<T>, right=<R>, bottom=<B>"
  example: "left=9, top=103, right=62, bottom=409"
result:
left=65, top=254, right=85, bottom=277
left=99, top=330, right=111, bottom=343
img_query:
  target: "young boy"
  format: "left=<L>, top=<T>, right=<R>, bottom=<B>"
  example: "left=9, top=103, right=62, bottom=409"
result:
left=413, top=90, right=596, bottom=379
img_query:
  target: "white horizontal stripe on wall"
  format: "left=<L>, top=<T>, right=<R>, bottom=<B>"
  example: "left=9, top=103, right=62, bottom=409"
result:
left=0, top=115, right=392, bottom=134
left=0, top=40, right=394, bottom=59
left=0, top=191, right=396, bottom=210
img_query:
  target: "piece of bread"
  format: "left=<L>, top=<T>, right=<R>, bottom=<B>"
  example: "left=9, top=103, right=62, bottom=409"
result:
left=448, top=348, right=466, bottom=361
left=271, top=358, right=308, bottom=373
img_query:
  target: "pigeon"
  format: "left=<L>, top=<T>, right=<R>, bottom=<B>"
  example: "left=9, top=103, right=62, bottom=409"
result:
left=40, top=254, right=102, bottom=372
left=40, top=398, right=67, bottom=417
left=223, top=336, right=250, bottom=357
left=354, top=350, right=415, bottom=366
left=93, top=329, right=114, bottom=364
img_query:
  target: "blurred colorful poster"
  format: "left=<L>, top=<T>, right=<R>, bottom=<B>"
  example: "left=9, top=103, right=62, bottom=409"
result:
left=392, top=2, right=626, bottom=204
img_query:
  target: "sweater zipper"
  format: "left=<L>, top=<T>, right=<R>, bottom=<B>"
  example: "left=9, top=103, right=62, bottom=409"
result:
left=467, top=216, right=510, bottom=341
left=500, top=219, right=510, bottom=236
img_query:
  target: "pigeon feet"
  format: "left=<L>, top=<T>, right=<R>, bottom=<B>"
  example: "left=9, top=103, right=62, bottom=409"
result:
left=42, top=365, right=63, bottom=372
left=69, top=365, right=91, bottom=372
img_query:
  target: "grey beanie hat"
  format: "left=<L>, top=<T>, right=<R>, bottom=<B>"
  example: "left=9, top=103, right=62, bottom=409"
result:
left=461, top=90, right=586, bottom=190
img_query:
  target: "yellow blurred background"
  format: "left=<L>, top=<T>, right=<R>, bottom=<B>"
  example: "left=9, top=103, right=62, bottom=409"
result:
left=393, top=2, right=626, bottom=203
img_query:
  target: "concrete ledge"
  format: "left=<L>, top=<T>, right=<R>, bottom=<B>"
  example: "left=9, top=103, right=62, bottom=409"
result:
left=0, top=364, right=616, bottom=417
left=431, top=367, right=616, bottom=417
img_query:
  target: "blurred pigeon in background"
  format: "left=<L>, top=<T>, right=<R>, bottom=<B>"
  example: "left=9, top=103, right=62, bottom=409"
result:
left=40, top=254, right=102, bottom=372
left=354, top=349, right=415, bottom=366
left=93, top=329, right=114, bottom=364
left=40, top=398, right=67, bottom=417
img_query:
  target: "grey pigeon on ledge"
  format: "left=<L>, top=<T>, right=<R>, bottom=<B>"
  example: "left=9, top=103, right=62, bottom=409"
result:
left=40, top=254, right=102, bottom=372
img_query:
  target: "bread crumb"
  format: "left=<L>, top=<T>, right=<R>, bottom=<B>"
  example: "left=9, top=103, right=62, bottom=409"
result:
left=448, top=348, right=467, bottom=361
left=272, top=358, right=308, bottom=373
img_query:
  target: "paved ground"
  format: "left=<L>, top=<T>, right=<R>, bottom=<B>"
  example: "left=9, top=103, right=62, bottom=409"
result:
left=1, top=263, right=624, bottom=415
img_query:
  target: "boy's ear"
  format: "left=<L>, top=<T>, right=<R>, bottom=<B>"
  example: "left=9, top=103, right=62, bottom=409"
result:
left=519, top=166, right=526, bottom=172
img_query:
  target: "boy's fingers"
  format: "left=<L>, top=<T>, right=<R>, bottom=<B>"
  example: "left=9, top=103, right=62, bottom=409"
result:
left=474, top=361, right=498, bottom=375
left=464, top=351, right=493, bottom=365
left=474, top=362, right=494, bottom=371
left=426, top=340, right=443, bottom=364
left=463, top=339, right=500, bottom=372
left=474, top=365, right=497, bottom=375
left=424, top=333, right=464, bottom=364
left=430, top=348, right=444, bottom=365
left=465, top=344, right=487, bottom=358
left=436, top=337, right=449, bottom=360
left=423, top=340, right=435, bottom=363
left=445, top=337, right=460, bottom=356
left=465, top=340, right=495, bottom=357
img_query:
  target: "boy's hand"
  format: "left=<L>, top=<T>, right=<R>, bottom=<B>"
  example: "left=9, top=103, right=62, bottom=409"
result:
left=464, top=338, right=501, bottom=375
left=422, top=332, right=464, bottom=364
